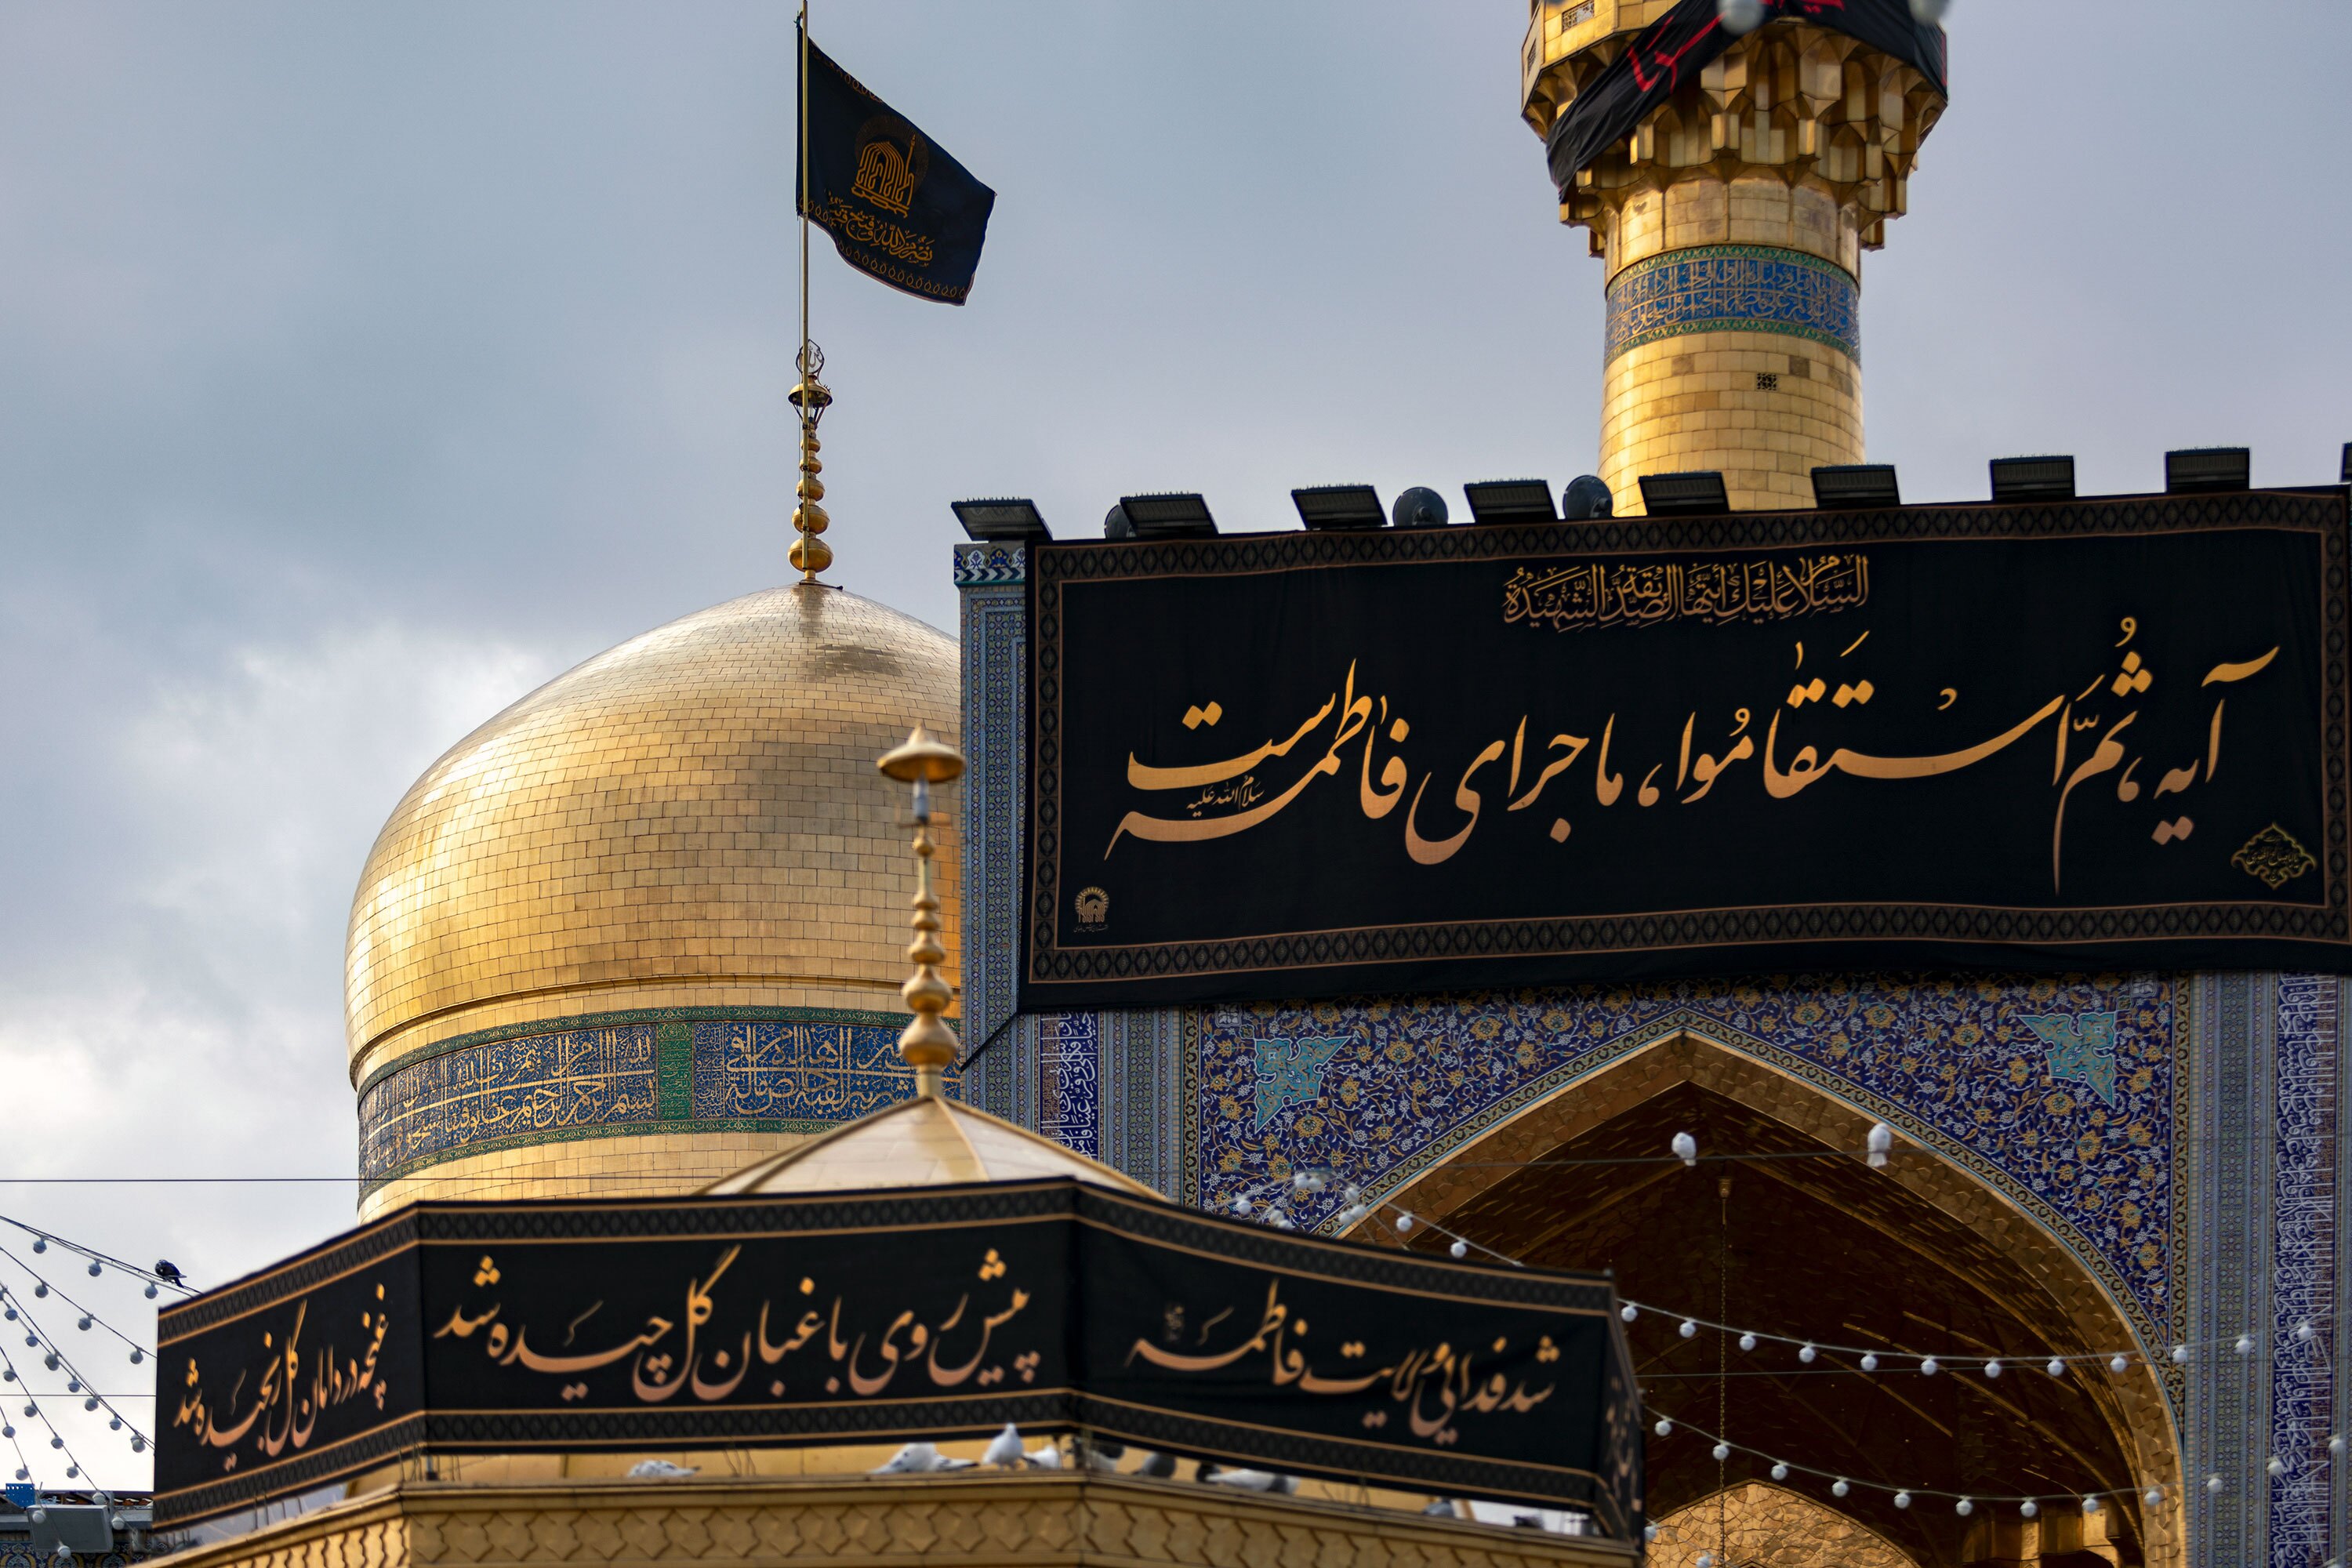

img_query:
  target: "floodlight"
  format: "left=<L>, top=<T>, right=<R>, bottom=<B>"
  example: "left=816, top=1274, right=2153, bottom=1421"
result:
left=1638, top=471, right=1731, bottom=517
left=1291, top=485, right=1385, bottom=531
left=1462, top=480, right=1559, bottom=524
left=1810, top=464, right=1900, bottom=509
left=1118, top=493, right=1218, bottom=539
left=950, top=498, right=1051, bottom=542
left=2165, top=448, right=2251, bottom=495
left=1990, top=456, right=2075, bottom=503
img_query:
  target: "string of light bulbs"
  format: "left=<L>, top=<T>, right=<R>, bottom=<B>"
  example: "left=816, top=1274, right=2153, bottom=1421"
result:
left=0, top=1218, right=180, bottom=1486
left=2, top=1216, right=192, bottom=1297
left=1225, top=1131, right=2338, bottom=1374
left=0, top=1335, right=37, bottom=1486
left=0, top=1287, right=153, bottom=1454
left=1642, top=1400, right=2346, bottom=1543
left=1218, top=1144, right=2344, bottom=1538
left=0, top=1246, right=158, bottom=1359
left=0, top=1329, right=95, bottom=1485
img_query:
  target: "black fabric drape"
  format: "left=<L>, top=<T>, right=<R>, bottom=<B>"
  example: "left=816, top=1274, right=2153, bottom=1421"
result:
left=1545, top=0, right=1947, bottom=194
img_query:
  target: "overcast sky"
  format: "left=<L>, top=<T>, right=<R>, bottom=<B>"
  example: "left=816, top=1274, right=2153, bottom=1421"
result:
left=0, top=1, right=2345, bottom=1490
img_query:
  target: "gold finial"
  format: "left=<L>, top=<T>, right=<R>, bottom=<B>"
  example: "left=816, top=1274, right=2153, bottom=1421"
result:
left=789, top=343, right=833, bottom=582
left=878, top=724, right=965, bottom=1096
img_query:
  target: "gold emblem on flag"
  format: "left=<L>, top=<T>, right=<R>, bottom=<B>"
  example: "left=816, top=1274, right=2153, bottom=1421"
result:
left=851, top=114, right=927, bottom=216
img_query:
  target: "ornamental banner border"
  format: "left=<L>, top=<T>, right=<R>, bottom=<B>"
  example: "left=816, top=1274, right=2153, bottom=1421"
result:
left=1022, top=492, right=2352, bottom=1011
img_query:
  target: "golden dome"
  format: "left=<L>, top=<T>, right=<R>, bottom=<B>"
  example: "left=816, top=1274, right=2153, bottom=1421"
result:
left=704, top=1095, right=1160, bottom=1199
left=347, top=583, right=958, bottom=1217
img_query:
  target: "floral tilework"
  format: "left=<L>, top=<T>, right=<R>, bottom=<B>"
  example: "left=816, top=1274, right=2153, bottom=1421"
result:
left=1189, top=975, right=2177, bottom=1337
left=2269, top=974, right=2339, bottom=1568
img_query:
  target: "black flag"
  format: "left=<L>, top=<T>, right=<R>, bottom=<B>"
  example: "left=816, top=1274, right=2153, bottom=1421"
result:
left=797, top=27, right=996, bottom=305
left=1544, top=0, right=1947, bottom=196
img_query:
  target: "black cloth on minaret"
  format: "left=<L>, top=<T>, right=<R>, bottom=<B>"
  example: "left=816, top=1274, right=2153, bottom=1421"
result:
left=797, top=26, right=996, bottom=304
left=1544, top=0, right=1947, bottom=196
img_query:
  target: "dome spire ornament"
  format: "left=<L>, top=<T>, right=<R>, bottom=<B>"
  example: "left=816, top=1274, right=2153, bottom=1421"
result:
left=788, top=341, right=833, bottom=583
left=879, top=725, right=965, bottom=1097
left=787, top=0, right=833, bottom=584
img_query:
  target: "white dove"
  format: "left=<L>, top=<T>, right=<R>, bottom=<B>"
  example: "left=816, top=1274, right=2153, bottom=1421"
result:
left=981, top=1424, right=1027, bottom=1468
left=869, top=1442, right=972, bottom=1475
left=626, top=1460, right=699, bottom=1480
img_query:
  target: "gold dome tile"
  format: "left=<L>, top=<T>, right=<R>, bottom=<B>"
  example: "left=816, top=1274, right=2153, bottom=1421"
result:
left=344, top=583, right=959, bottom=1087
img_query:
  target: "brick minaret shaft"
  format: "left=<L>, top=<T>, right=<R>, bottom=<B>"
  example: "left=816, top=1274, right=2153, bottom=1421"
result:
left=1521, top=3, right=1944, bottom=514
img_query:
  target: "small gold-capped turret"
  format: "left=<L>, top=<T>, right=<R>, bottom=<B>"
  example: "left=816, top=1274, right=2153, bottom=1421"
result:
left=877, top=724, right=966, bottom=1098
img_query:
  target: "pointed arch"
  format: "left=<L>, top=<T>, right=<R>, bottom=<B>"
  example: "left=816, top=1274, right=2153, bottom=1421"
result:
left=1344, top=1028, right=2184, bottom=1568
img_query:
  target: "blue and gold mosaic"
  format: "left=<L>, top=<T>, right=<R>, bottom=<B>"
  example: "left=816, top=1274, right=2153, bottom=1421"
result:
left=358, top=1007, right=949, bottom=1188
left=1190, top=976, right=2177, bottom=1337
left=1605, top=244, right=1859, bottom=363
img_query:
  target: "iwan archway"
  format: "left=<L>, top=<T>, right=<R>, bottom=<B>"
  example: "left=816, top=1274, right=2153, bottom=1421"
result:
left=1352, top=1032, right=2186, bottom=1568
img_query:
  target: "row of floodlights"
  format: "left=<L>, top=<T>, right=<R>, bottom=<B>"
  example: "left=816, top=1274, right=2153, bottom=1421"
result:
left=954, top=445, right=2341, bottom=543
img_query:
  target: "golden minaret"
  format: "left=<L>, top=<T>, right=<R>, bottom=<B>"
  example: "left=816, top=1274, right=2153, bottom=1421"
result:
left=1522, top=2, right=1945, bottom=513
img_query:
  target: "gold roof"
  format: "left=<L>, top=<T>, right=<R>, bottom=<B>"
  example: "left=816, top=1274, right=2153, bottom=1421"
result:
left=343, top=583, right=957, bottom=1086
left=703, top=1094, right=1161, bottom=1199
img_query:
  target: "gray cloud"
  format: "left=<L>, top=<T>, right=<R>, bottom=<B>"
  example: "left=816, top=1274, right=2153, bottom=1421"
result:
left=0, top=0, right=2344, bottom=1490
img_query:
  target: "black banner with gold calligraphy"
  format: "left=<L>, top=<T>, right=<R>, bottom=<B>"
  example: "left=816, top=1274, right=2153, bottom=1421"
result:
left=154, top=1182, right=1636, bottom=1534
left=1022, top=492, right=2352, bottom=1011
left=798, top=26, right=995, bottom=304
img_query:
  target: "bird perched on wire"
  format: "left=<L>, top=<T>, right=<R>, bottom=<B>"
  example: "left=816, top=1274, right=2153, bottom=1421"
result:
left=153, top=1261, right=183, bottom=1285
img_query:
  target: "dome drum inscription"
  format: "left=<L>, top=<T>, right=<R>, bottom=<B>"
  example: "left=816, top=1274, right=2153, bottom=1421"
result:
left=344, top=584, right=960, bottom=1211
left=355, top=1006, right=956, bottom=1196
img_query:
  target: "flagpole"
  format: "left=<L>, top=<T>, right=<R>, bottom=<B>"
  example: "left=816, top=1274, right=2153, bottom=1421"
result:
left=789, top=0, right=833, bottom=583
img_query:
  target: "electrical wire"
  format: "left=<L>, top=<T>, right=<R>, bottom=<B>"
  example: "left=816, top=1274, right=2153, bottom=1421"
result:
left=0, top=1248, right=157, bottom=1356
left=1218, top=1153, right=2346, bottom=1523
left=0, top=1330, right=96, bottom=1486
left=0, top=1287, right=151, bottom=1450
left=0, top=1217, right=191, bottom=1294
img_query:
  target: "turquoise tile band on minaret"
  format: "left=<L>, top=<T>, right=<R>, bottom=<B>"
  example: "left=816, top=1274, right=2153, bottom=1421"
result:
left=1605, top=244, right=1860, bottom=365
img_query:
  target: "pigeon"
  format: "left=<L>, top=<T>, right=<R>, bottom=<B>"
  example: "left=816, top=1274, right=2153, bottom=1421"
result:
left=1135, top=1450, right=1178, bottom=1479
left=982, top=1424, right=1027, bottom=1468
left=1199, top=1465, right=1296, bottom=1494
left=625, top=1460, right=699, bottom=1480
left=870, top=1443, right=969, bottom=1475
left=1025, top=1442, right=1064, bottom=1471
left=1076, top=1437, right=1126, bottom=1473
left=1422, top=1499, right=1461, bottom=1518
left=153, top=1261, right=183, bottom=1286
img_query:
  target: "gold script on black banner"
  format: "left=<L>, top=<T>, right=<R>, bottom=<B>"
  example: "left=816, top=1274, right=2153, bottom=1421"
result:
left=1024, top=494, right=2352, bottom=1010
